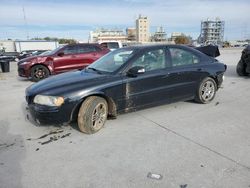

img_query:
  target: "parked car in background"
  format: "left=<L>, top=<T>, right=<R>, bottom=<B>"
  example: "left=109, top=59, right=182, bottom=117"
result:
left=99, top=41, right=122, bottom=51
left=25, top=44, right=226, bottom=134
left=18, top=43, right=110, bottom=81
left=237, top=45, right=250, bottom=76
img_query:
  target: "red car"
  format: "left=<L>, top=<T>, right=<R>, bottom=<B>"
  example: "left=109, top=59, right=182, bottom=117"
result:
left=18, top=44, right=110, bottom=81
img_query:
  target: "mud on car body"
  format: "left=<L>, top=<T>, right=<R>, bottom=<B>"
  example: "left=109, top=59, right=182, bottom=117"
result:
left=25, top=44, right=227, bottom=134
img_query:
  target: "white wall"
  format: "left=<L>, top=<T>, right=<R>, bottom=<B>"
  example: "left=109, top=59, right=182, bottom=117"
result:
left=0, top=41, right=16, bottom=52
left=15, top=41, right=59, bottom=52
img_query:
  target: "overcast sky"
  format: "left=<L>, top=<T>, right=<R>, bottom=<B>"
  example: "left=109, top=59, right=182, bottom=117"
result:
left=0, top=0, right=249, bottom=41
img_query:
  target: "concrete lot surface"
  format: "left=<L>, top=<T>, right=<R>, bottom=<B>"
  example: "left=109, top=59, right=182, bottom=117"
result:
left=0, top=48, right=250, bottom=188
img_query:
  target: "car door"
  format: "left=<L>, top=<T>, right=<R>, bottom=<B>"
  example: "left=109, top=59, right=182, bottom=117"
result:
left=53, top=45, right=79, bottom=73
left=76, top=45, right=102, bottom=69
left=121, top=47, right=173, bottom=110
left=167, top=47, right=208, bottom=101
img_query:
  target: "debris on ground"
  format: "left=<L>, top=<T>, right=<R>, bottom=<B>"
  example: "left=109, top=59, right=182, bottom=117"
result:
left=61, top=133, right=71, bottom=138
left=33, top=132, right=72, bottom=145
left=147, top=172, right=163, bottom=180
left=0, top=143, right=15, bottom=149
left=215, top=102, right=220, bottom=106
left=40, top=137, right=56, bottom=145
left=36, top=148, right=39, bottom=151
left=26, top=130, right=64, bottom=141
left=180, top=184, right=188, bottom=188
left=26, top=130, right=71, bottom=146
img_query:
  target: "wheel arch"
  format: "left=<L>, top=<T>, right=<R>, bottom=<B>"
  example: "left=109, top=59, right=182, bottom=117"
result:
left=70, top=93, right=117, bottom=122
left=30, top=63, right=51, bottom=76
left=208, top=75, right=219, bottom=90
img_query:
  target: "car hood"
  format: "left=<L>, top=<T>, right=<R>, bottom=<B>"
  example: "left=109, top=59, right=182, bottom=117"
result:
left=26, top=70, right=112, bottom=97
left=18, top=54, right=53, bottom=65
left=18, top=56, right=37, bottom=64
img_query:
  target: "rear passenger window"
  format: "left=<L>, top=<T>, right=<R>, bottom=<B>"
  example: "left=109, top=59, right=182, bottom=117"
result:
left=169, top=48, right=200, bottom=67
left=94, top=46, right=102, bottom=51
left=78, top=46, right=97, bottom=53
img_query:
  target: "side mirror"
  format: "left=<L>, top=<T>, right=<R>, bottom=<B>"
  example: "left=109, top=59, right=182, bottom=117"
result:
left=127, top=66, right=145, bottom=77
left=57, top=52, right=64, bottom=57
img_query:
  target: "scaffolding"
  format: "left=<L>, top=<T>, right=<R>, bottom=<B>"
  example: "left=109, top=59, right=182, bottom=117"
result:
left=200, top=18, right=225, bottom=46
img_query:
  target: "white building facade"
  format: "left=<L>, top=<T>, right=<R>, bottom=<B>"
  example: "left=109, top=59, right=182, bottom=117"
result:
left=136, top=15, right=150, bottom=43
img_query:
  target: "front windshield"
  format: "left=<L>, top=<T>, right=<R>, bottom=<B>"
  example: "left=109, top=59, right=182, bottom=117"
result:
left=88, top=48, right=135, bottom=73
left=46, top=45, right=65, bottom=55
left=39, top=50, right=51, bottom=56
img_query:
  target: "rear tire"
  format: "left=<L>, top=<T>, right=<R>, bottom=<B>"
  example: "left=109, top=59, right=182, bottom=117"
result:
left=78, top=96, right=108, bottom=134
left=195, top=77, right=217, bottom=104
left=30, top=65, right=50, bottom=82
left=236, top=60, right=248, bottom=76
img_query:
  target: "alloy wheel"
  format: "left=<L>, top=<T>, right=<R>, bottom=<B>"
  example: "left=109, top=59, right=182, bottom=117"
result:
left=91, top=102, right=107, bottom=130
left=200, top=80, right=215, bottom=102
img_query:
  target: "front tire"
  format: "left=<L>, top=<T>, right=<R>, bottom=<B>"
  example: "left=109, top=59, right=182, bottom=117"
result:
left=236, top=60, right=248, bottom=76
left=195, top=77, right=217, bottom=104
left=30, top=65, right=50, bottom=82
left=78, top=96, right=108, bottom=134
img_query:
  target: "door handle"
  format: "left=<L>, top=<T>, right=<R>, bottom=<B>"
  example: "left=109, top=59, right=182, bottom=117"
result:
left=197, top=68, right=202, bottom=71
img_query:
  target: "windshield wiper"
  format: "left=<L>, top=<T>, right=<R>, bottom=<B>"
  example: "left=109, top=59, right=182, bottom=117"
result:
left=87, top=67, right=102, bottom=74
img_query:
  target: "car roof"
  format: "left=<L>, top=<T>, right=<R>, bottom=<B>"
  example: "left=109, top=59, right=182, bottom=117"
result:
left=122, top=44, right=200, bottom=52
left=121, top=44, right=212, bottom=59
left=66, top=43, right=99, bottom=46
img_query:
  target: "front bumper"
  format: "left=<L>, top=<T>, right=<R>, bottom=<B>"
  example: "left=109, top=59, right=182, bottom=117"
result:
left=27, top=102, right=75, bottom=125
left=18, top=64, right=30, bottom=77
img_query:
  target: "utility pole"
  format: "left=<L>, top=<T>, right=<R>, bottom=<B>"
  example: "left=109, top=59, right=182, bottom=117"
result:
left=22, top=5, right=29, bottom=40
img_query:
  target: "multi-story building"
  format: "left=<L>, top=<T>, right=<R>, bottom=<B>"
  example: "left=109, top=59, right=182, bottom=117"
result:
left=152, top=26, right=167, bottom=42
left=136, top=15, right=149, bottom=43
left=126, top=28, right=136, bottom=42
left=200, top=18, right=225, bottom=46
left=89, top=29, right=127, bottom=42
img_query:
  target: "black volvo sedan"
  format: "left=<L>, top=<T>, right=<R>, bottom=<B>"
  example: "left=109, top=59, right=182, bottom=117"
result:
left=25, top=45, right=227, bottom=134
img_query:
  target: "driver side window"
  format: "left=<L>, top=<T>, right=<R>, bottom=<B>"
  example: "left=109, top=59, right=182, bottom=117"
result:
left=131, top=48, right=166, bottom=72
left=63, top=46, right=78, bottom=55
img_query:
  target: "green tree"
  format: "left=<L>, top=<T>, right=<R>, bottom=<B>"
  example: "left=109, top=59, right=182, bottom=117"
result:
left=31, top=37, right=77, bottom=44
left=58, top=38, right=77, bottom=44
left=223, top=41, right=230, bottom=47
left=174, top=36, right=190, bottom=44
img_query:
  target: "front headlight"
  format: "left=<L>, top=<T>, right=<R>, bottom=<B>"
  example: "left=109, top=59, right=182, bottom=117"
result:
left=33, top=95, right=64, bottom=107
